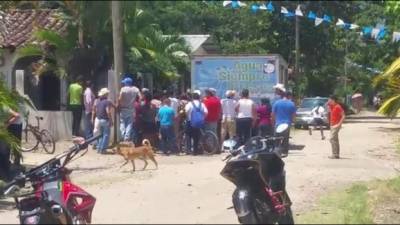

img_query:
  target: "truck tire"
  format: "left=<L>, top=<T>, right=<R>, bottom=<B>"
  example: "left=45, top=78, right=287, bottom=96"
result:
left=278, top=207, right=294, bottom=225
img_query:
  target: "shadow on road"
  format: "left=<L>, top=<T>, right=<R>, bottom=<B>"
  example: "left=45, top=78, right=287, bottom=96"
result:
left=344, top=120, right=394, bottom=124
left=289, top=144, right=306, bottom=151
left=373, top=127, right=400, bottom=132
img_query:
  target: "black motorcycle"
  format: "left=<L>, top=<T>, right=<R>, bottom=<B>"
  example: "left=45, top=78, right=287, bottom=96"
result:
left=221, top=126, right=294, bottom=224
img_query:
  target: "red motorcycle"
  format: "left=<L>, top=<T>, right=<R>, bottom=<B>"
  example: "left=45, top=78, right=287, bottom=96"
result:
left=1, top=135, right=100, bottom=224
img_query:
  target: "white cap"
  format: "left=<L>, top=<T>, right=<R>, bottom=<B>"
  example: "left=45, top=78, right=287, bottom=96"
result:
left=193, top=90, right=201, bottom=95
left=273, top=83, right=286, bottom=92
left=98, top=88, right=110, bottom=97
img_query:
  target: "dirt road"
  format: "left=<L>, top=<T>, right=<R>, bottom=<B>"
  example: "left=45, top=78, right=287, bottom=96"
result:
left=1, top=112, right=400, bottom=224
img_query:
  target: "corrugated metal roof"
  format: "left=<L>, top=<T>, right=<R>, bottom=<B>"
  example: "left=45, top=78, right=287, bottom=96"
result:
left=180, top=35, right=210, bottom=53
left=163, top=34, right=210, bottom=53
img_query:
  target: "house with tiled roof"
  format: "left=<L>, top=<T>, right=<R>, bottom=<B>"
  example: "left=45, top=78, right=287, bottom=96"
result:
left=0, top=9, right=72, bottom=140
left=0, top=9, right=68, bottom=85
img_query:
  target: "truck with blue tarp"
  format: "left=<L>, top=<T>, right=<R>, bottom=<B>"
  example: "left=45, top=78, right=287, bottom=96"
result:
left=191, top=55, right=288, bottom=102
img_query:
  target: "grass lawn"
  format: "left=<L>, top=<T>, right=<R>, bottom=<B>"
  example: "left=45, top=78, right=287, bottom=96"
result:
left=297, top=136, right=400, bottom=225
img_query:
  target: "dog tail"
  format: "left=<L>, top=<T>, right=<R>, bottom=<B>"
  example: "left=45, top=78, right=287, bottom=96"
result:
left=142, top=139, right=151, bottom=147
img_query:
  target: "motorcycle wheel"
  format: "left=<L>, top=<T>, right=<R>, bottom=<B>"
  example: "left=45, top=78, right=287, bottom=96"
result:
left=278, top=206, right=294, bottom=224
left=72, top=215, right=87, bottom=225
left=235, top=196, right=274, bottom=224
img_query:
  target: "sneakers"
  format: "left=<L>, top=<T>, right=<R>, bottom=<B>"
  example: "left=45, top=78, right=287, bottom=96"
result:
left=322, top=136, right=326, bottom=140
left=328, top=155, right=339, bottom=159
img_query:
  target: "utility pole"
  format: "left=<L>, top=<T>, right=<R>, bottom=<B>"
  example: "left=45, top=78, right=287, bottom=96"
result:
left=111, top=1, right=124, bottom=144
left=295, top=11, right=300, bottom=78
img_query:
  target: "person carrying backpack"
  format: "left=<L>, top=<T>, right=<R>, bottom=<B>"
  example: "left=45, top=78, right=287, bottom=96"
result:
left=184, top=90, right=208, bottom=155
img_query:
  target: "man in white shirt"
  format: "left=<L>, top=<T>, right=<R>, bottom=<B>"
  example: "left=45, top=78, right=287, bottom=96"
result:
left=309, top=102, right=326, bottom=140
left=184, top=90, right=208, bottom=155
left=83, top=81, right=95, bottom=139
left=220, top=90, right=237, bottom=141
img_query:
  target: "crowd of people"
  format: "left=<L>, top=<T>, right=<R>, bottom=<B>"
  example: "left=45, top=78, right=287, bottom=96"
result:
left=0, top=75, right=347, bottom=181
left=67, top=76, right=306, bottom=157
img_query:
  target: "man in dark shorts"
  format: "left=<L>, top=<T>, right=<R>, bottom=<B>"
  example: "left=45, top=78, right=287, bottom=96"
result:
left=309, top=102, right=326, bottom=140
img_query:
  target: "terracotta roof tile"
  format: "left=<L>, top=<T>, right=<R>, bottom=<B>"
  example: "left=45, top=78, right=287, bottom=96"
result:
left=0, top=9, right=69, bottom=48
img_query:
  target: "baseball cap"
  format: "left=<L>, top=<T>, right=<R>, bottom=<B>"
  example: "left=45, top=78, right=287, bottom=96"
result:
left=273, top=83, right=286, bottom=92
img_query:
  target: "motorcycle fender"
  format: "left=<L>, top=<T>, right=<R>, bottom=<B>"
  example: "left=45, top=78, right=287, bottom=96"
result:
left=232, top=188, right=253, bottom=218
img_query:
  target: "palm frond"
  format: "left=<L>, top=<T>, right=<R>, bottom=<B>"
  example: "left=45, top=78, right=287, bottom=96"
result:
left=14, top=45, right=44, bottom=63
left=378, top=94, right=400, bottom=118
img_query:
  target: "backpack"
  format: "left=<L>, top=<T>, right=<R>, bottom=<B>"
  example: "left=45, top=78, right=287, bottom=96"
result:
left=190, top=101, right=205, bottom=128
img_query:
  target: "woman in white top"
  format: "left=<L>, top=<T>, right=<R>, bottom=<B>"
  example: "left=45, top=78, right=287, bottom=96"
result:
left=235, top=89, right=257, bottom=145
left=221, top=90, right=237, bottom=141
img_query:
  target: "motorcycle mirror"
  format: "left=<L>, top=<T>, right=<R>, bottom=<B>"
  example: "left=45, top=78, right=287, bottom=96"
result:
left=276, top=123, right=289, bottom=134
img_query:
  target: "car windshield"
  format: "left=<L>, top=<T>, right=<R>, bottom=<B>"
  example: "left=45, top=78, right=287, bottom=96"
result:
left=300, top=98, right=327, bottom=109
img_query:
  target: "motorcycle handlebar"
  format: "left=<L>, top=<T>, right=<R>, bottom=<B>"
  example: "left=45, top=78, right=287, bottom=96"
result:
left=1, top=135, right=101, bottom=196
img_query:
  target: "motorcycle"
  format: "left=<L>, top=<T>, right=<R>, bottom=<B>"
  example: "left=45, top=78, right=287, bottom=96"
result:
left=220, top=124, right=294, bottom=224
left=1, top=135, right=101, bottom=225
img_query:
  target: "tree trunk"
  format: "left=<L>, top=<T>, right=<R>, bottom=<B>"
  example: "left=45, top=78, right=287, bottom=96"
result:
left=111, top=0, right=124, bottom=144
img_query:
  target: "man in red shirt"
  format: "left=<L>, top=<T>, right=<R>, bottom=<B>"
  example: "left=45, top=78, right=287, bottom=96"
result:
left=328, top=95, right=345, bottom=159
left=203, top=88, right=222, bottom=135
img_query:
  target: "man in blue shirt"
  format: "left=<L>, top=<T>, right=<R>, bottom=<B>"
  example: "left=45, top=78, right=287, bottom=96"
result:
left=157, top=98, right=177, bottom=155
left=272, top=91, right=296, bottom=157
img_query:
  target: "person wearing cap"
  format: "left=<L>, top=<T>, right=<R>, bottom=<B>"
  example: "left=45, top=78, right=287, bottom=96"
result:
left=220, top=90, right=237, bottom=142
left=272, top=83, right=286, bottom=105
left=203, top=88, right=222, bottom=136
left=185, top=90, right=208, bottom=155
left=117, top=77, right=141, bottom=142
left=92, top=88, right=115, bottom=154
left=271, top=86, right=296, bottom=157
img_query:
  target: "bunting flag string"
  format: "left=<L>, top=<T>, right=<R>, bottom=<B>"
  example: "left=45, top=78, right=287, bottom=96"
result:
left=220, top=1, right=400, bottom=44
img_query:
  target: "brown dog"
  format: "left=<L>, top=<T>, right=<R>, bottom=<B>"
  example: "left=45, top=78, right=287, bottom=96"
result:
left=114, top=139, right=158, bottom=172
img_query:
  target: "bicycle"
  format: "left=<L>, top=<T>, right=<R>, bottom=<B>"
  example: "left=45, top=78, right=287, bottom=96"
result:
left=177, top=121, right=219, bottom=155
left=21, top=111, right=56, bottom=154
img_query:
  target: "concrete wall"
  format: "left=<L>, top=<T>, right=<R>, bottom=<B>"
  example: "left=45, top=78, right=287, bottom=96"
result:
left=24, top=109, right=73, bottom=141
left=0, top=49, right=14, bottom=88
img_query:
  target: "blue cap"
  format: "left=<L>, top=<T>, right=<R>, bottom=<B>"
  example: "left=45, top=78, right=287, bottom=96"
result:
left=121, top=77, right=133, bottom=86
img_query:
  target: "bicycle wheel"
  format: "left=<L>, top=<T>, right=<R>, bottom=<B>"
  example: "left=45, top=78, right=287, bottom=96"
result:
left=40, top=129, right=56, bottom=154
left=201, top=130, right=219, bottom=155
left=177, top=130, right=188, bottom=154
left=20, top=128, right=39, bottom=152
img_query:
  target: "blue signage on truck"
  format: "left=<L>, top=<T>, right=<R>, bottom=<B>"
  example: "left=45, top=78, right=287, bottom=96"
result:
left=191, top=56, right=283, bottom=101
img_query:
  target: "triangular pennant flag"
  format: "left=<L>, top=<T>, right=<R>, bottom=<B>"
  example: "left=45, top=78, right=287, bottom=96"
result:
left=377, top=29, right=386, bottom=40
left=336, top=18, right=345, bottom=26
left=281, top=6, right=289, bottom=14
left=315, top=17, right=324, bottom=26
left=362, top=27, right=372, bottom=37
left=222, top=0, right=232, bottom=7
left=295, top=5, right=303, bottom=17
left=284, top=11, right=295, bottom=17
left=323, top=14, right=331, bottom=23
left=238, top=1, right=247, bottom=7
left=350, top=24, right=359, bottom=30
left=259, top=4, right=267, bottom=10
left=251, top=4, right=260, bottom=13
left=266, top=2, right=275, bottom=12
left=307, top=11, right=316, bottom=20
left=371, top=28, right=380, bottom=39
left=392, top=32, right=400, bottom=43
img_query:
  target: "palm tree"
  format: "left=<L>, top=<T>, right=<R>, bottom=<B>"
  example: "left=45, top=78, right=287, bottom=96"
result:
left=374, top=57, right=400, bottom=117
left=125, top=8, right=190, bottom=88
